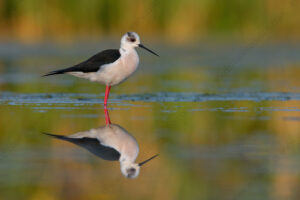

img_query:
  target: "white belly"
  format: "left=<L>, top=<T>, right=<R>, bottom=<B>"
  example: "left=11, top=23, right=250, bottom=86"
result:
left=69, top=50, right=139, bottom=86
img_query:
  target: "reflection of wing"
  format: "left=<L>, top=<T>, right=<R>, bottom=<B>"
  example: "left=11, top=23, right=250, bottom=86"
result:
left=43, top=133, right=120, bottom=161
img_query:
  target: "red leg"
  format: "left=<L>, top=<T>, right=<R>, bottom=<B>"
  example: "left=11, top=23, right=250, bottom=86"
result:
left=104, top=85, right=111, bottom=106
left=104, top=107, right=111, bottom=125
left=104, top=85, right=111, bottom=125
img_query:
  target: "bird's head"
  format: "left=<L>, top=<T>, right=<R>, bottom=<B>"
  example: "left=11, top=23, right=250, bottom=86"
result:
left=120, top=162, right=140, bottom=179
left=120, top=154, right=159, bottom=179
left=121, top=32, right=140, bottom=48
left=121, top=32, right=159, bottom=56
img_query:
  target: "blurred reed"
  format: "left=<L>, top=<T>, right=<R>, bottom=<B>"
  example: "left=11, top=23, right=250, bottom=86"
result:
left=0, top=0, right=299, bottom=42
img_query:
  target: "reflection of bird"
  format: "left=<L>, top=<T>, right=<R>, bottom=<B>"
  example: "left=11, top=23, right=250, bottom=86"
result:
left=44, top=124, right=158, bottom=178
left=43, top=32, right=159, bottom=106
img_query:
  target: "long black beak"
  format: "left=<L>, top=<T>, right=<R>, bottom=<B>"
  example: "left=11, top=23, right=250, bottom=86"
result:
left=139, top=44, right=159, bottom=57
left=138, top=154, right=159, bottom=166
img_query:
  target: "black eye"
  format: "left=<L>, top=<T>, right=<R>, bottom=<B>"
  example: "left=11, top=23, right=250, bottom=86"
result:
left=127, top=168, right=136, bottom=174
left=126, top=37, right=136, bottom=43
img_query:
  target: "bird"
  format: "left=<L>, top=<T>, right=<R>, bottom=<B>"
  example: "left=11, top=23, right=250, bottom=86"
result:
left=43, top=32, right=159, bottom=106
left=43, top=123, right=158, bottom=178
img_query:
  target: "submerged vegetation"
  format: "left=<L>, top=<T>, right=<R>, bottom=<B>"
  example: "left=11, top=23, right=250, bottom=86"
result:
left=0, top=0, right=299, bottom=42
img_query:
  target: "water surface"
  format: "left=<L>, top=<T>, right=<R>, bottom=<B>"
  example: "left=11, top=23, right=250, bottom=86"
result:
left=0, top=41, right=300, bottom=200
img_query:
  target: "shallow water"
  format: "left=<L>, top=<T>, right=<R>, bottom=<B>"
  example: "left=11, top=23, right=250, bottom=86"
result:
left=0, top=40, right=300, bottom=200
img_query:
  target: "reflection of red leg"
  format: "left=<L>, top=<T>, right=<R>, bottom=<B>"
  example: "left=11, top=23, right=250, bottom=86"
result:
left=104, top=107, right=111, bottom=125
left=104, top=85, right=111, bottom=125
left=104, top=85, right=111, bottom=106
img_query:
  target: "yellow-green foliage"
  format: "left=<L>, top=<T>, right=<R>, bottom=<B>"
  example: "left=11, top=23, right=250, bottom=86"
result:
left=0, top=0, right=299, bottom=42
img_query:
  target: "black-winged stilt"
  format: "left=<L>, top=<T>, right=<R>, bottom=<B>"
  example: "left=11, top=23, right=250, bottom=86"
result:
left=43, top=110, right=158, bottom=178
left=43, top=32, right=159, bottom=106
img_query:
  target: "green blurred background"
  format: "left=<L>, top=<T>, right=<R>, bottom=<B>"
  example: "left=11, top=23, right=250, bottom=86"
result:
left=1, top=1, right=300, bottom=200
left=0, top=0, right=299, bottom=42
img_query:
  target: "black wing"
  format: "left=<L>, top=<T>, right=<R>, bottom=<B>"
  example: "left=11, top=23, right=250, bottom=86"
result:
left=43, top=49, right=121, bottom=76
left=43, top=132, right=120, bottom=161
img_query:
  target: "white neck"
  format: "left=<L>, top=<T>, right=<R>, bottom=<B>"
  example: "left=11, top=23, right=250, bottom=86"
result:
left=120, top=43, right=137, bottom=55
left=120, top=154, right=136, bottom=164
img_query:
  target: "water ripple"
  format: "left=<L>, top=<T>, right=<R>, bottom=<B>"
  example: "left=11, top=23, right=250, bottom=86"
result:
left=1, top=92, right=300, bottom=105
left=118, top=92, right=300, bottom=102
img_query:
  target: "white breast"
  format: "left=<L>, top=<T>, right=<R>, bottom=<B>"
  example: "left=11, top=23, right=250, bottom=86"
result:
left=88, top=49, right=139, bottom=86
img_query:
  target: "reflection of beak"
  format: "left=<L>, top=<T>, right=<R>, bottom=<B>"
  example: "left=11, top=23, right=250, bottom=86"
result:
left=138, top=44, right=159, bottom=57
left=138, top=154, right=159, bottom=166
